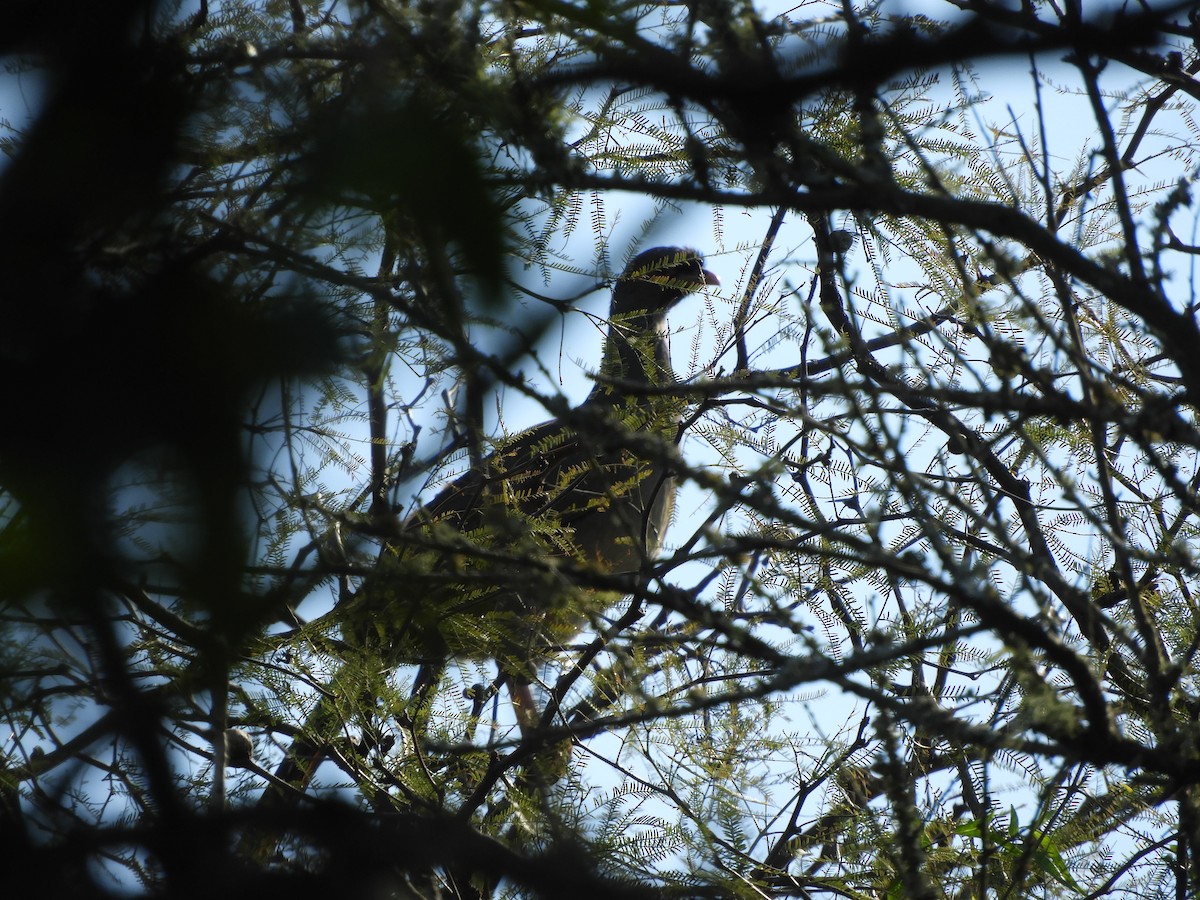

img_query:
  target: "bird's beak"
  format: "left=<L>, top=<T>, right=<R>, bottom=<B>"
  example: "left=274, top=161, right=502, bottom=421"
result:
left=662, top=266, right=718, bottom=295
left=669, top=262, right=719, bottom=290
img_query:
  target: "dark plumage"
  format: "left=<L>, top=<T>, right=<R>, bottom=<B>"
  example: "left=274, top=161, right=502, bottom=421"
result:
left=272, top=247, right=717, bottom=794
left=351, top=247, right=717, bottom=679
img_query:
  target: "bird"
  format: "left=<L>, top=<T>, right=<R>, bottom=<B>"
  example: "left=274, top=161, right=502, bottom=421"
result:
left=271, top=246, right=718, bottom=794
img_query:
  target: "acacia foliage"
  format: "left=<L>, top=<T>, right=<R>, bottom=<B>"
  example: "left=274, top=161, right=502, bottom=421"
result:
left=3, top=1, right=1200, bottom=897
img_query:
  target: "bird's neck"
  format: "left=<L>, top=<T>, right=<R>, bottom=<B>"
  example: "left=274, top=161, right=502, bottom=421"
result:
left=589, top=312, right=673, bottom=404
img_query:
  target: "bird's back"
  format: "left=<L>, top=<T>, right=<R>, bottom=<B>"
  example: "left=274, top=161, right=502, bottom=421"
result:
left=350, top=395, right=677, bottom=669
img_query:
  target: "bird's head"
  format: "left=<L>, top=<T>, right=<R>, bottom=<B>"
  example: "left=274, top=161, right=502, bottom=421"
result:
left=593, top=246, right=718, bottom=394
left=610, top=247, right=719, bottom=318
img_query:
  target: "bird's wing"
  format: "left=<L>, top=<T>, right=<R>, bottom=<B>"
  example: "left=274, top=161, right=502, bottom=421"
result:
left=411, top=399, right=677, bottom=567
